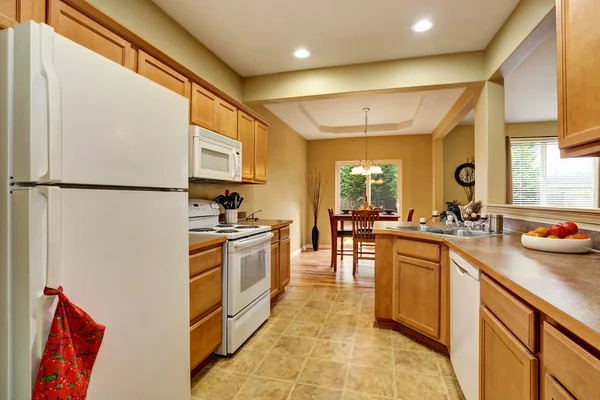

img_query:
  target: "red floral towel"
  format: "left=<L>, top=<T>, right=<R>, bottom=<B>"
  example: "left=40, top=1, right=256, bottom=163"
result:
left=33, top=286, right=106, bottom=400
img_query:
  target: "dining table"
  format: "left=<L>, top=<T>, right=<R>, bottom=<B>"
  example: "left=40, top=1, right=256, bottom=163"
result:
left=330, top=212, right=400, bottom=270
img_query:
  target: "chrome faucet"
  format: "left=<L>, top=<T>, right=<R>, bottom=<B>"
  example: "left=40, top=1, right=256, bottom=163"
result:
left=246, top=210, right=262, bottom=221
left=445, top=211, right=462, bottom=228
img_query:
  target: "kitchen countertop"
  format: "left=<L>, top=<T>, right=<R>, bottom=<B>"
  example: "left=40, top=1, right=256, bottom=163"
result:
left=237, top=219, right=293, bottom=230
left=374, top=221, right=600, bottom=349
left=189, top=235, right=226, bottom=253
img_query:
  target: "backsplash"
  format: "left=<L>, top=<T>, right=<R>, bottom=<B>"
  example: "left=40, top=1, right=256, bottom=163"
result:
left=504, top=217, right=600, bottom=251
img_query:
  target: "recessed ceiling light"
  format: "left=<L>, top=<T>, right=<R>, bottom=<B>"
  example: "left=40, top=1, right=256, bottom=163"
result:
left=294, top=49, right=311, bottom=59
left=412, top=20, right=433, bottom=32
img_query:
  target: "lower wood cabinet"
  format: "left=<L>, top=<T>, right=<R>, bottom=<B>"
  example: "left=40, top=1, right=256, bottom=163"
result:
left=393, top=255, right=441, bottom=339
left=270, top=241, right=280, bottom=299
left=270, top=225, right=291, bottom=300
left=189, top=243, right=223, bottom=371
left=279, top=236, right=291, bottom=288
left=480, top=306, right=538, bottom=400
left=190, top=307, right=222, bottom=370
left=48, top=0, right=132, bottom=68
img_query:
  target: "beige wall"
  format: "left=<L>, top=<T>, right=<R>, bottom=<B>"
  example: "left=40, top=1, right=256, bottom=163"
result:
left=189, top=106, right=308, bottom=253
left=443, top=121, right=558, bottom=205
left=443, top=126, right=475, bottom=205
left=306, top=135, right=433, bottom=245
left=506, top=121, right=558, bottom=138
left=89, top=0, right=243, bottom=100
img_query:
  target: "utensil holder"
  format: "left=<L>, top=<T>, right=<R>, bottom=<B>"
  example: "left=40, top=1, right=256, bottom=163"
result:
left=225, top=209, right=238, bottom=224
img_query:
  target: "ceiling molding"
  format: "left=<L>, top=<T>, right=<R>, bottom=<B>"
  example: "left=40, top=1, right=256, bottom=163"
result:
left=297, top=97, right=425, bottom=135
left=432, top=83, right=484, bottom=139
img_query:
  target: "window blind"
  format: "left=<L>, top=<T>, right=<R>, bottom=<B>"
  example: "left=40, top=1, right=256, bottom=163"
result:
left=511, top=137, right=599, bottom=208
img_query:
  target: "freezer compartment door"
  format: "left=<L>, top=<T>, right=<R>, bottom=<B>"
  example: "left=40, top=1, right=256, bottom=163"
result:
left=12, top=22, right=188, bottom=189
left=12, top=187, right=190, bottom=399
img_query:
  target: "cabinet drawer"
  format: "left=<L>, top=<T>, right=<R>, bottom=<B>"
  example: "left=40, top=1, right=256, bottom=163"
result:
left=189, top=246, right=222, bottom=278
left=280, top=226, right=290, bottom=240
left=271, top=229, right=279, bottom=243
left=395, top=239, right=440, bottom=262
left=543, top=322, right=600, bottom=400
left=189, top=266, right=221, bottom=324
left=190, top=307, right=222, bottom=370
left=544, top=374, right=575, bottom=400
left=481, top=274, right=536, bottom=351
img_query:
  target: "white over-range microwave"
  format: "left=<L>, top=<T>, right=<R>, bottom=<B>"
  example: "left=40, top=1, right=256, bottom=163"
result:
left=189, top=125, right=242, bottom=182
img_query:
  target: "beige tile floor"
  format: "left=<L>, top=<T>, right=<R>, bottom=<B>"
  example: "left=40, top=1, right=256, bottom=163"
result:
left=191, top=286, right=466, bottom=400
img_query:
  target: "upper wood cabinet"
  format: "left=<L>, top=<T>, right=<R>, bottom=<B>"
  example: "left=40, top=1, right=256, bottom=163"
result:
left=0, top=0, right=44, bottom=29
left=137, top=50, right=190, bottom=99
left=48, top=0, right=132, bottom=68
left=238, top=111, right=255, bottom=180
left=254, top=121, right=268, bottom=182
left=216, top=98, right=238, bottom=140
left=191, top=83, right=218, bottom=131
left=190, top=82, right=238, bottom=139
left=557, top=0, right=600, bottom=156
left=480, top=306, right=538, bottom=400
left=393, top=255, right=441, bottom=339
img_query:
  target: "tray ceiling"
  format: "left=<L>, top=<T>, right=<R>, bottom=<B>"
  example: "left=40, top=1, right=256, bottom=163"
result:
left=265, top=88, right=465, bottom=140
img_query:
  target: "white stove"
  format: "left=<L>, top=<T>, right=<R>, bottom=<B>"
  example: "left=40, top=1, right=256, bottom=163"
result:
left=188, top=200, right=270, bottom=240
left=188, top=200, right=272, bottom=356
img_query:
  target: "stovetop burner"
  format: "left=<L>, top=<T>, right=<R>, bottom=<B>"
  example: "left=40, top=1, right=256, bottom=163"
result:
left=219, top=229, right=240, bottom=234
left=190, top=228, right=216, bottom=232
left=235, top=225, right=260, bottom=229
left=216, top=224, right=234, bottom=228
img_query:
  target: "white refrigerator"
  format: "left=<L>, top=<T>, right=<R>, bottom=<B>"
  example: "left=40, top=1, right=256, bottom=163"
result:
left=0, top=22, right=191, bottom=399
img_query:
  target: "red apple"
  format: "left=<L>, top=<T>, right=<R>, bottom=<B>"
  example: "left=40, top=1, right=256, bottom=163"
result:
left=548, top=224, right=568, bottom=239
left=561, top=221, right=579, bottom=236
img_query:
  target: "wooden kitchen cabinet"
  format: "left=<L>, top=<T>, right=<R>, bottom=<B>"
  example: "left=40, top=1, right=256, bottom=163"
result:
left=270, top=242, right=280, bottom=299
left=190, top=82, right=238, bottom=140
left=216, top=98, right=238, bottom=139
left=392, top=255, right=441, bottom=339
left=279, top=236, right=291, bottom=289
left=238, top=111, right=256, bottom=180
left=270, top=224, right=291, bottom=301
left=137, top=50, right=190, bottom=99
left=480, top=306, right=538, bottom=400
left=544, top=374, right=575, bottom=400
left=189, top=242, right=223, bottom=371
left=0, top=0, right=44, bottom=29
left=48, top=0, right=132, bottom=68
left=557, top=0, right=600, bottom=156
left=254, top=121, right=268, bottom=182
left=190, top=83, right=218, bottom=131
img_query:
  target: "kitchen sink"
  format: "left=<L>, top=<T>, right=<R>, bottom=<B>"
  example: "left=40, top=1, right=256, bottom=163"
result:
left=386, top=225, right=502, bottom=239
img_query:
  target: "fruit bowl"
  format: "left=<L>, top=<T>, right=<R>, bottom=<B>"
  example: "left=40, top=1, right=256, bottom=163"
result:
left=521, top=234, right=593, bottom=254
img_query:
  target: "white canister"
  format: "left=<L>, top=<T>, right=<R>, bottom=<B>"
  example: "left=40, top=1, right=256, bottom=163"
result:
left=225, top=209, right=238, bottom=224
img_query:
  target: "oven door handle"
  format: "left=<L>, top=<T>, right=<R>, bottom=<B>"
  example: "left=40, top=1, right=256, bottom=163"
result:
left=232, top=233, right=274, bottom=250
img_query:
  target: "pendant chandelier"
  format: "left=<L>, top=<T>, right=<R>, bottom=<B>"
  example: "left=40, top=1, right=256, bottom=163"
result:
left=351, top=108, right=382, bottom=175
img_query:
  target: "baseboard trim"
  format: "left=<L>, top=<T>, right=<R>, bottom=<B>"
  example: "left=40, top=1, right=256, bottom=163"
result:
left=291, top=248, right=302, bottom=259
left=302, top=244, right=332, bottom=251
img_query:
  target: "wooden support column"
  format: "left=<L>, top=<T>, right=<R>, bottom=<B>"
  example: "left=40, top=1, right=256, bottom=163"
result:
left=474, top=81, right=506, bottom=209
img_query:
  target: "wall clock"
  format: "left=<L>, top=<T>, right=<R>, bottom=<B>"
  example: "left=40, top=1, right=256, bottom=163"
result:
left=455, top=162, right=475, bottom=187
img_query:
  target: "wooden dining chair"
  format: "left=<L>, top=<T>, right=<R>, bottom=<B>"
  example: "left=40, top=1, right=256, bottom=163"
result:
left=328, top=208, right=353, bottom=272
left=407, top=208, right=415, bottom=222
left=351, top=210, right=380, bottom=276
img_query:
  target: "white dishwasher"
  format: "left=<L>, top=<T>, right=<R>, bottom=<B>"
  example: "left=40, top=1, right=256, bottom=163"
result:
left=450, top=251, right=480, bottom=400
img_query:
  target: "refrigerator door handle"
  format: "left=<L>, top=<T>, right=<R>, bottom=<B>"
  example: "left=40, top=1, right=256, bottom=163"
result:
left=39, top=24, right=63, bottom=183
left=39, top=186, right=62, bottom=289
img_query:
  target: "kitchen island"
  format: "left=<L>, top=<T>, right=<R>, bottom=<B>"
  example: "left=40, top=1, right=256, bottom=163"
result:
left=374, top=221, right=600, bottom=400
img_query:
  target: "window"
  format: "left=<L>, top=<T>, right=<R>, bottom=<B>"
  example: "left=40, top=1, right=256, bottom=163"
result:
left=511, top=137, right=599, bottom=208
left=335, top=161, right=401, bottom=212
